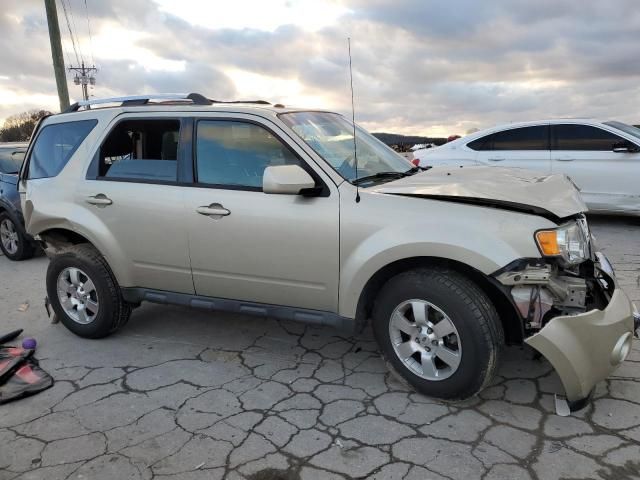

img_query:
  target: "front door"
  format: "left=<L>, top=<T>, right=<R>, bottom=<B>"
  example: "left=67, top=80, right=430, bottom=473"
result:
left=550, top=123, right=640, bottom=213
left=185, top=116, right=340, bottom=312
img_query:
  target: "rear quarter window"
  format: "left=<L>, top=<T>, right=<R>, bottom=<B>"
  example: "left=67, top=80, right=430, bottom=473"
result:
left=28, top=119, right=97, bottom=179
left=467, top=135, right=492, bottom=151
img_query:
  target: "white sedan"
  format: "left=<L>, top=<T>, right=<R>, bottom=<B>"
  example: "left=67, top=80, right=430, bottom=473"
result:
left=413, top=119, right=640, bottom=215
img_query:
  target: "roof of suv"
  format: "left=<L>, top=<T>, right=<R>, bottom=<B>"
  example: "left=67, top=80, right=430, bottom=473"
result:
left=50, top=93, right=332, bottom=123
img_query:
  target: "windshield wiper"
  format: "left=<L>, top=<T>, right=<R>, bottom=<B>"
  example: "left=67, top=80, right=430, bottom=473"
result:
left=352, top=171, right=407, bottom=186
left=352, top=166, right=424, bottom=186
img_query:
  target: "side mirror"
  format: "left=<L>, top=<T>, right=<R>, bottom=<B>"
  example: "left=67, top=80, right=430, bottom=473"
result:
left=263, top=165, right=316, bottom=195
left=613, top=141, right=639, bottom=153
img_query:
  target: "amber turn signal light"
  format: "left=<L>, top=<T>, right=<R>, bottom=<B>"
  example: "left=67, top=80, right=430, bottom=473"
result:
left=535, top=230, right=560, bottom=256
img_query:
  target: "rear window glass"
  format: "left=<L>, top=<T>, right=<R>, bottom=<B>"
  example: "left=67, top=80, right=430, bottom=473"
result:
left=28, top=120, right=97, bottom=179
left=467, top=135, right=492, bottom=151
left=98, top=119, right=180, bottom=182
left=492, top=126, right=548, bottom=150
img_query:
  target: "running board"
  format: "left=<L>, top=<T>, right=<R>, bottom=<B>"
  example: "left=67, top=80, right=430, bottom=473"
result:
left=121, top=287, right=354, bottom=332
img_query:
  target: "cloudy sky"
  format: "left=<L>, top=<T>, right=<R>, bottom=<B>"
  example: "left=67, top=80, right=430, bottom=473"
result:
left=1, top=0, right=639, bottom=136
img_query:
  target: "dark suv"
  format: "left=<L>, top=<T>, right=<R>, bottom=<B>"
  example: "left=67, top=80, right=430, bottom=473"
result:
left=0, top=142, right=35, bottom=260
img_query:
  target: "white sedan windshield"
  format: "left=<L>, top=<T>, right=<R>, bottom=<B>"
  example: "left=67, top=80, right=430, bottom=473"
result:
left=604, top=121, right=640, bottom=141
left=280, top=112, right=412, bottom=182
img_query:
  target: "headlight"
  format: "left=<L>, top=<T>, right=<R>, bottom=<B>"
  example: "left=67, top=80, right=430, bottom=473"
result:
left=535, top=221, right=589, bottom=265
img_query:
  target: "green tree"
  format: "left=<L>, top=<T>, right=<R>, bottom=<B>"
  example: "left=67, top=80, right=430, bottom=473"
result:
left=0, top=109, right=52, bottom=142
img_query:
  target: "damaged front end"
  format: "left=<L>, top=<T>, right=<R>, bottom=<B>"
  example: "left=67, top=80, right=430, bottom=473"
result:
left=494, top=216, right=636, bottom=411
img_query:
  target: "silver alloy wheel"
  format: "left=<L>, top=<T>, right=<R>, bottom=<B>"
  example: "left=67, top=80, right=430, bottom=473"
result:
left=0, top=218, right=19, bottom=255
left=389, top=299, right=462, bottom=381
left=57, top=267, right=100, bottom=324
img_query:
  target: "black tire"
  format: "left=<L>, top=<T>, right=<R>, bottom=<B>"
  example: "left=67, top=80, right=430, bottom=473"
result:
left=46, top=244, right=131, bottom=339
left=0, top=212, right=35, bottom=261
left=372, top=267, right=504, bottom=400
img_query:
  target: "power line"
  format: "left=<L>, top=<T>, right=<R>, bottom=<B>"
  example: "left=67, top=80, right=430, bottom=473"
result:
left=66, top=0, right=85, bottom=64
left=59, top=0, right=98, bottom=100
left=83, top=0, right=95, bottom=65
left=66, top=0, right=84, bottom=62
left=59, top=0, right=80, bottom=65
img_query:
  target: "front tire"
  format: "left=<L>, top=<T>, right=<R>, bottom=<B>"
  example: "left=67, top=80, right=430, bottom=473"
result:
left=46, top=244, right=131, bottom=338
left=0, top=213, right=34, bottom=261
left=372, top=267, right=503, bottom=400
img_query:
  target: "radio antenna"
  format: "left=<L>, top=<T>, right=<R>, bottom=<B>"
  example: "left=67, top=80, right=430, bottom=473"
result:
left=348, top=37, right=360, bottom=203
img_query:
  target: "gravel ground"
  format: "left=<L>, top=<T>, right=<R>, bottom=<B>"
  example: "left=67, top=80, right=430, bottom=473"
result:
left=0, top=215, right=638, bottom=480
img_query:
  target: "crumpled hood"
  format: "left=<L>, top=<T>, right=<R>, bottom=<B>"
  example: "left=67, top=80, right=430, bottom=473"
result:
left=372, top=165, right=587, bottom=219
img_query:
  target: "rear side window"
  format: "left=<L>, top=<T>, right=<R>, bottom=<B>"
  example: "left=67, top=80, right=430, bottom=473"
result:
left=552, top=124, right=625, bottom=151
left=196, top=120, right=302, bottom=190
left=467, top=135, right=492, bottom=151
left=491, top=126, right=548, bottom=150
left=98, top=119, right=180, bottom=182
left=28, top=120, right=96, bottom=179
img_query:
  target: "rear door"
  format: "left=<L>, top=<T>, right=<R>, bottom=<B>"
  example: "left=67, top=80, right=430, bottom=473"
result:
left=550, top=123, right=640, bottom=212
left=76, top=115, right=194, bottom=293
left=471, top=125, right=551, bottom=173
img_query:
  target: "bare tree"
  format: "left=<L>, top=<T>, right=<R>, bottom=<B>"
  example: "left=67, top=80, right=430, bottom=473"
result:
left=0, top=110, right=52, bottom=142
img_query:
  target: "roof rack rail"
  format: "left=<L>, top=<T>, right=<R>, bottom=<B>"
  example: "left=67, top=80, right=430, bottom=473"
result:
left=65, top=92, right=213, bottom=113
left=213, top=100, right=271, bottom=105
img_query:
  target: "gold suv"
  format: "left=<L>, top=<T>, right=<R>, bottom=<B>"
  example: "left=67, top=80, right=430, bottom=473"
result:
left=19, top=93, right=638, bottom=411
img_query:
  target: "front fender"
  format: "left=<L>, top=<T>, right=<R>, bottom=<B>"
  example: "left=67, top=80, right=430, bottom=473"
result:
left=338, top=191, right=556, bottom=318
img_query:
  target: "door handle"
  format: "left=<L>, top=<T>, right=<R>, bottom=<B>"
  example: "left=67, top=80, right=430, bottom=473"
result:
left=196, top=203, right=230, bottom=218
left=86, top=194, right=113, bottom=207
left=557, top=157, right=575, bottom=162
left=487, top=157, right=505, bottom=162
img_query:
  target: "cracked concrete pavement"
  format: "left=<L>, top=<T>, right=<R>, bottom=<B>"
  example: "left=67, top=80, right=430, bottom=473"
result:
left=0, top=216, right=639, bottom=479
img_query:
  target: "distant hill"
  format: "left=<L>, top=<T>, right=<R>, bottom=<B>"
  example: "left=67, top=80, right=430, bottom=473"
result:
left=372, top=132, right=447, bottom=147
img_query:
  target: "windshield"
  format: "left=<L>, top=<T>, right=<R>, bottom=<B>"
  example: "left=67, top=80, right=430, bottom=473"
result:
left=280, top=111, right=412, bottom=183
left=604, top=121, right=640, bottom=141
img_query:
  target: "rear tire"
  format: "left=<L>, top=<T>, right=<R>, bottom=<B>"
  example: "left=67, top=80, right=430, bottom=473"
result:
left=46, top=244, right=131, bottom=338
left=0, top=212, right=35, bottom=261
left=372, top=267, right=503, bottom=400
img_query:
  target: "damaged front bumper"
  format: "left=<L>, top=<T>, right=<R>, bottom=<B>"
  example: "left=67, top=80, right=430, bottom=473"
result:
left=525, top=283, right=634, bottom=404
left=497, top=252, right=636, bottom=408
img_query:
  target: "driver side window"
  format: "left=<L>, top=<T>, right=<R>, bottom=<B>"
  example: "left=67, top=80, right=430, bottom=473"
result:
left=196, top=120, right=302, bottom=190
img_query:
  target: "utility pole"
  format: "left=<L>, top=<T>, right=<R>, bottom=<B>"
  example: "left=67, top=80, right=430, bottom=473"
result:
left=44, top=0, right=70, bottom=111
left=68, top=62, right=97, bottom=101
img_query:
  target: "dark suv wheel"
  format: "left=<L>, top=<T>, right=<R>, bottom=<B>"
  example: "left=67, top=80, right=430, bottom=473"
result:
left=0, top=212, right=35, bottom=261
left=372, top=267, right=504, bottom=400
left=46, top=244, right=131, bottom=338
